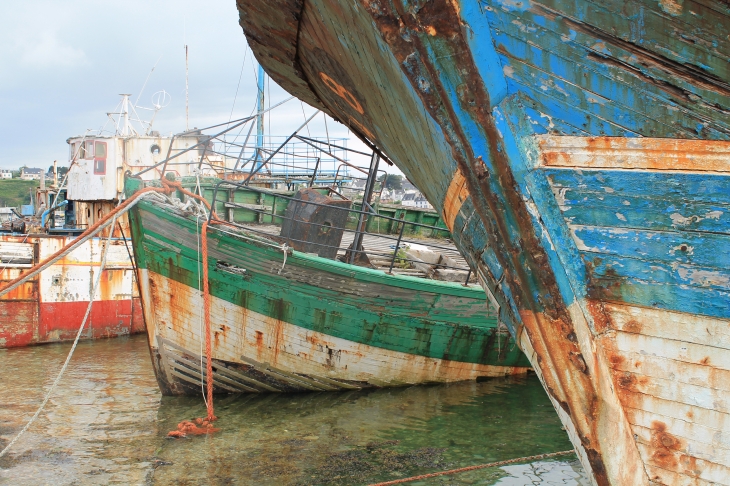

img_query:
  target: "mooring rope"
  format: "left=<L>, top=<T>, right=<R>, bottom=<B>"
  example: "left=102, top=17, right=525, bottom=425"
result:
left=166, top=184, right=219, bottom=438
left=0, top=210, right=121, bottom=459
left=367, top=450, right=575, bottom=486
left=201, top=220, right=215, bottom=422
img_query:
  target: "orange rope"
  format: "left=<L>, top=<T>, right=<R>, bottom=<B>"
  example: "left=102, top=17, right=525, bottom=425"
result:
left=367, top=450, right=575, bottom=486
left=201, top=220, right=215, bottom=422
left=166, top=179, right=220, bottom=438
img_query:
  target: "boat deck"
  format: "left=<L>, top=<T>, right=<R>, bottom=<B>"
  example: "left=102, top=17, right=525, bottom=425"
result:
left=247, top=224, right=472, bottom=281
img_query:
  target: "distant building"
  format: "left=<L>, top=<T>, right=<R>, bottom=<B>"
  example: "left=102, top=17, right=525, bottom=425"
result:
left=20, top=168, right=43, bottom=180
left=401, top=191, right=433, bottom=209
left=379, top=188, right=405, bottom=204
left=0, top=207, right=14, bottom=223
left=0, top=169, right=12, bottom=179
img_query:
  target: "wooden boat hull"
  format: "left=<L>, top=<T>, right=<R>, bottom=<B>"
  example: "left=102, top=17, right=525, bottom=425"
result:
left=237, top=0, right=730, bottom=484
left=128, top=197, right=531, bottom=396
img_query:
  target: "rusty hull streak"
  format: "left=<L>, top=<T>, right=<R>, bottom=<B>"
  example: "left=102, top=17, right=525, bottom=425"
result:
left=538, top=135, right=730, bottom=172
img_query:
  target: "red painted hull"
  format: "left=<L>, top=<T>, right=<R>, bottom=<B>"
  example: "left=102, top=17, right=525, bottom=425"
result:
left=0, top=298, right=144, bottom=348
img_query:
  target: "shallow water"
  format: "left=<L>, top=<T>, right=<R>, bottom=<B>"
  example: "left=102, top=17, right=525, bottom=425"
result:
left=0, top=335, right=589, bottom=485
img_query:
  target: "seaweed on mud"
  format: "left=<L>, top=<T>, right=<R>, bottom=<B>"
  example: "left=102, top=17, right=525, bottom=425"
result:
left=294, top=440, right=451, bottom=485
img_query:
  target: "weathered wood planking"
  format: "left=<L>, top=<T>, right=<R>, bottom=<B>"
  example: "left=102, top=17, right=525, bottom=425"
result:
left=128, top=194, right=530, bottom=396
left=144, top=268, right=527, bottom=391
left=236, top=0, right=730, bottom=483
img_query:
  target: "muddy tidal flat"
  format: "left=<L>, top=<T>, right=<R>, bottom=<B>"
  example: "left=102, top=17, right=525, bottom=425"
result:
left=0, top=335, right=589, bottom=485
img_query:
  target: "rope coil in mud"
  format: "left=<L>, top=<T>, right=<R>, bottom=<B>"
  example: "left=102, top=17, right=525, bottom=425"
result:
left=367, top=449, right=575, bottom=485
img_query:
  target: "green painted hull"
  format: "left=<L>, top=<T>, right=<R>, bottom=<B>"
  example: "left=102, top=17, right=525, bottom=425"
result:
left=126, top=180, right=530, bottom=395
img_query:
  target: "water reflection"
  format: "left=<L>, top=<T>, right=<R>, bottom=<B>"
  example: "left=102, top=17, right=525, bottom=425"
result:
left=0, top=335, right=588, bottom=485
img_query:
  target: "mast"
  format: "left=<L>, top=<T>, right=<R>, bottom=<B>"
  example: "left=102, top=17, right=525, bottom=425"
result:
left=120, top=94, right=132, bottom=136
left=255, top=64, right=265, bottom=170
left=185, top=45, right=189, bottom=132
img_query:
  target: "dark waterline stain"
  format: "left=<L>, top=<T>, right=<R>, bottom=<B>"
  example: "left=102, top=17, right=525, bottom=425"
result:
left=0, top=335, right=587, bottom=485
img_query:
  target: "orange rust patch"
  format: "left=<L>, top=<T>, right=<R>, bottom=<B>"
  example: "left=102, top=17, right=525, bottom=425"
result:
left=442, top=167, right=469, bottom=231
left=585, top=299, right=613, bottom=334
left=623, top=319, right=643, bottom=334
left=255, top=330, right=264, bottom=349
left=538, top=135, right=730, bottom=173
left=649, top=421, right=684, bottom=470
left=700, top=356, right=711, bottom=365
left=607, top=352, right=625, bottom=368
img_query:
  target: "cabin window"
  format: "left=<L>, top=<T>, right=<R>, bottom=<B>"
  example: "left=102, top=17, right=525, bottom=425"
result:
left=77, top=142, right=86, bottom=160
left=94, top=159, right=106, bottom=175
left=150, top=144, right=161, bottom=155
left=84, top=140, right=94, bottom=159
left=95, top=141, right=107, bottom=158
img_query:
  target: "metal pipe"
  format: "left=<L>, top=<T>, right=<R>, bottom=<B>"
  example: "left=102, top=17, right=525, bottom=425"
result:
left=388, top=215, right=406, bottom=274
left=463, top=268, right=472, bottom=286
left=41, top=200, right=68, bottom=227
left=255, top=64, right=266, bottom=171
left=349, top=152, right=379, bottom=263
left=309, top=157, right=321, bottom=187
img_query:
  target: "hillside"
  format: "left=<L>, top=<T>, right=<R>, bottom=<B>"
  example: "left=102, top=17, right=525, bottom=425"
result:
left=0, top=179, right=39, bottom=208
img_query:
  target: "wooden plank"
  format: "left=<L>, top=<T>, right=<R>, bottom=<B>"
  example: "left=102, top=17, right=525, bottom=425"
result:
left=643, top=464, right=716, bottom=486
left=617, top=390, right=730, bottom=433
left=552, top=190, right=730, bottom=234
left=570, top=224, right=730, bottom=269
left=635, top=441, right=730, bottom=484
left=588, top=254, right=730, bottom=292
left=539, top=136, right=730, bottom=172
left=168, top=350, right=274, bottom=392
left=545, top=168, right=730, bottom=206
left=588, top=272, right=730, bottom=320
left=487, top=10, right=730, bottom=135
left=603, top=303, right=730, bottom=350
left=615, top=370, right=730, bottom=413
left=629, top=416, right=730, bottom=466
left=614, top=331, right=730, bottom=370
left=609, top=349, right=730, bottom=392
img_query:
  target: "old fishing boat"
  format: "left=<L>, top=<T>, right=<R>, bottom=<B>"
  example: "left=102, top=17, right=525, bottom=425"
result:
left=237, top=1, right=730, bottom=484
left=0, top=94, right=235, bottom=348
left=125, top=114, right=530, bottom=395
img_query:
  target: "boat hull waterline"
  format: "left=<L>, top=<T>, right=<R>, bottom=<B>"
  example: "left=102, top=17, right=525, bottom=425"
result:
left=129, top=196, right=530, bottom=396
left=237, top=0, right=730, bottom=484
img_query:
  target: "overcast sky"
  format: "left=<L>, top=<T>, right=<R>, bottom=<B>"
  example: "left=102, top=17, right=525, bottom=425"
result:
left=0, top=0, right=379, bottom=170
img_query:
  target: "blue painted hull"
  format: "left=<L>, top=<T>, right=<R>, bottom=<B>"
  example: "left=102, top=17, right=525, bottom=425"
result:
left=237, top=0, right=730, bottom=484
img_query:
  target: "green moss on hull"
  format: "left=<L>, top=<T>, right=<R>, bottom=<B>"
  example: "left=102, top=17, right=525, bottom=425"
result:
left=129, top=197, right=529, bottom=368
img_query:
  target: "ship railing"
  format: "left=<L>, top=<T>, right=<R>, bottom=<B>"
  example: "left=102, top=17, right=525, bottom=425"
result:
left=206, top=180, right=475, bottom=285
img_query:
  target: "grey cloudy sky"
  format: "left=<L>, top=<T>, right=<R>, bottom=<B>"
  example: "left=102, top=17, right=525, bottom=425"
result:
left=0, top=0, right=376, bottom=170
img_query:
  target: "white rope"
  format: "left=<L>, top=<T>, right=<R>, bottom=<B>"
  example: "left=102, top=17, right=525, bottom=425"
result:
left=278, top=243, right=289, bottom=275
left=195, top=215, right=208, bottom=410
left=0, top=211, right=120, bottom=460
